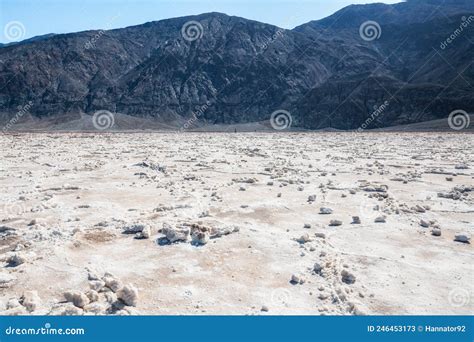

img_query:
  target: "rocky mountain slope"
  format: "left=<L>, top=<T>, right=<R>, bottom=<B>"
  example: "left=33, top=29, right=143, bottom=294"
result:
left=0, top=0, right=472, bottom=129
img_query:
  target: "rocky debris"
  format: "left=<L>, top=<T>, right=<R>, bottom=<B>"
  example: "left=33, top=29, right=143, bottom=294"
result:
left=183, top=174, right=197, bottom=181
left=329, top=220, right=342, bottom=226
left=83, top=302, right=106, bottom=315
left=105, top=292, right=117, bottom=304
left=351, top=216, right=361, bottom=224
left=413, top=205, right=428, bottom=213
left=437, top=192, right=461, bottom=200
left=0, top=226, right=16, bottom=238
left=360, top=183, right=388, bottom=193
left=154, top=204, right=191, bottom=212
left=64, top=291, right=90, bottom=308
left=210, top=225, right=240, bottom=238
left=318, top=292, right=330, bottom=300
left=88, top=270, right=101, bottom=281
left=296, top=234, right=311, bottom=244
left=431, top=228, right=442, bottom=237
left=2, top=133, right=473, bottom=316
left=103, top=273, right=123, bottom=292
left=86, top=290, right=100, bottom=302
left=319, top=207, right=333, bottom=214
left=135, top=225, right=151, bottom=239
left=454, top=185, right=473, bottom=193
left=159, top=222, right=239, bottom=246
left=233, top=177, right=257, bottom=184
left=369, top=192, right=389, bottom=200
left=290, top=274, right=305, bottom=285
left=58, top=272, right=139, bottom=315
left=190, top=225, right=209, bottom=245
left=195, top=223, right=238, bottom=239
left=50, top=302, right=84, bottom=316
left=341, top=270, right=356, bottom=284
left=117, top=284, right=139, bottom=306
left=20, top=290, right=41, bottom=312
left=454, top=164, right=469, bottom=169
left=123, top=223, right=147, bottom=234
left=420, top=219, right=430, bottom=228
left=5, top=253, right=26, bottom=267
left=313, top=262, right=323, bottom=274
left=315, top=232, right=326, bottom=239
left=437, top=185, right=473, bottom=200
left=454, top=233, right=471, bottom=244
left=134, top=161, right=167, bottom=173
left=4, top=251, right=37, bottom=267
left=374, top=216, right=386, bottom=223
left=89, top=280, right=105, bottom=292
left=159, top=223, right=190, bottom=244
left=123, top=223, right=152, bottom=239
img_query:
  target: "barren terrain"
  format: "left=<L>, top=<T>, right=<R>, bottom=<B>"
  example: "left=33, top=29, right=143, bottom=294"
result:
left=0, top=132, right=472, bottom=315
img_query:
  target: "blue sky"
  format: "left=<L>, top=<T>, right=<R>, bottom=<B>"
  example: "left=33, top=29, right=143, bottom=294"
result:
left=1, top=0, right=401, bottom=43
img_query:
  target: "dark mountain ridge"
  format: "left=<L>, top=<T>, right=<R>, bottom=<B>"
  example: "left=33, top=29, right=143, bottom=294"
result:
left=0, top=1, right=472, bottom=130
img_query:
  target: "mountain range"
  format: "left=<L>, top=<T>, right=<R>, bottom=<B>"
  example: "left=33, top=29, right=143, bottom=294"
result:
left=0, top=0, right=473, bottom=130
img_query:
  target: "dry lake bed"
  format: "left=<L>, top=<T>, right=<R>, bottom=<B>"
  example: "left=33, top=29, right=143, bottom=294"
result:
left=0, top=132, right=472, bottom=315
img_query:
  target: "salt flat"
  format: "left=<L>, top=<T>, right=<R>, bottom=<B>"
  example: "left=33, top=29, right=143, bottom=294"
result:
left=0, top=132, right=472, bottom=315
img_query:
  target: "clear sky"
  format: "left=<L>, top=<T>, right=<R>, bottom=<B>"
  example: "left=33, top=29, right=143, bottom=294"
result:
left=0, top=0, right=401, bottom=43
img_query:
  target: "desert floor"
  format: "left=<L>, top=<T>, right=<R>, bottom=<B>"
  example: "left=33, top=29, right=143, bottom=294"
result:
left=0, top=132, right=472, bottom=315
